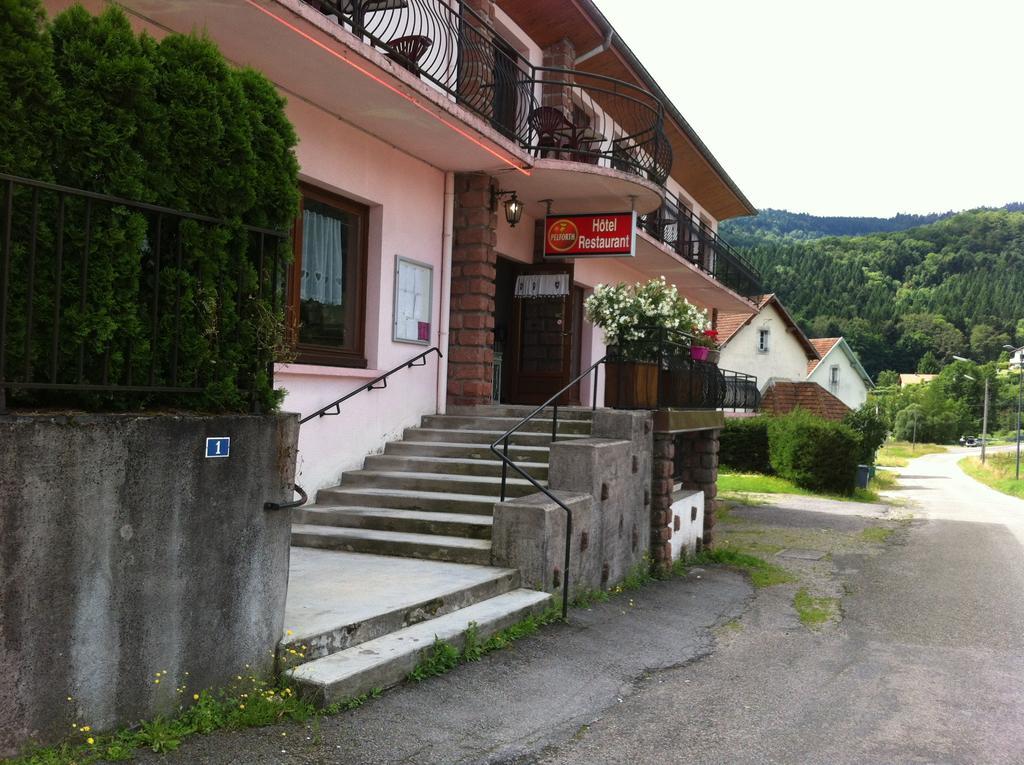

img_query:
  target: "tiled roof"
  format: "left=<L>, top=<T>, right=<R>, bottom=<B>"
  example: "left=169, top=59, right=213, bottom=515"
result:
left=759, top=381, right=852, bottom=422
left=806, top=338, right=842, bottom=374
left=715, top=293, right=773, bottom=345
left=717, top=294, right=820, bottom=360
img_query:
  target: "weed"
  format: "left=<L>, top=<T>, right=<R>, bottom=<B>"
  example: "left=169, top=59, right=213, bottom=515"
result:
left=860, top=526, right=894, bottom=543
left=407, top=637, right=461, bottom=682
left=696, top=547, right=796, bottom=588
left=135, top=718, right=181, bottom=754
left=572, top=589, right=610, bottom=608
left=793, top=588, right=839, bottom=628
left=321, top=687, right=382, bottom=716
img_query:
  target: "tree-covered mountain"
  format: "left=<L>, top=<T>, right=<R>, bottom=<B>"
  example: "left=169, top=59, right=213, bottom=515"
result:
left=720, top=209, right=1024, bottom=380
left=722, top=204, right=1024, bottom=240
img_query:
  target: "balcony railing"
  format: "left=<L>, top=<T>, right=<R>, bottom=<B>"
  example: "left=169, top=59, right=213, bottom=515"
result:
left=639, top=194, right=763, bottom=298
left=302, top=0, right=672, bottom=183
left=605, top=327, right=759, bottom=411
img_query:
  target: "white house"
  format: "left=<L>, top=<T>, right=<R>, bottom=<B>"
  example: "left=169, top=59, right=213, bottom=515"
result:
left=717, top=294, right=820, bottom=389
left=1011, top=347, right=1023, bottom=370
left=806, top=338, right=872, bottom=410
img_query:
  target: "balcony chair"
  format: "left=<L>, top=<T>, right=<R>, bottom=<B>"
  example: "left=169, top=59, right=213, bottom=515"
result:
left=386, top=35, right=433, bottom=74
left=528, top=106, right=574, bottom=158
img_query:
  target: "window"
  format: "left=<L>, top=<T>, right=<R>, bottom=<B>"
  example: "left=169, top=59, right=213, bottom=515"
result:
left=829, top=365, right=840, bottom=390
left=757, top=329, right=770, bottom=353
left=288, top=185, right=368, bottom=367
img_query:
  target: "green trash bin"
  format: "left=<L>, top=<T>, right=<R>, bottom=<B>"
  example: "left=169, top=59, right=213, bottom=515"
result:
left=855, top=464, right=871, bottom=489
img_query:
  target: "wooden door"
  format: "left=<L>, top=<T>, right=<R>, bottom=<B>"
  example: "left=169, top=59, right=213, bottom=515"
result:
left=506, top=263, right=580, bottom=405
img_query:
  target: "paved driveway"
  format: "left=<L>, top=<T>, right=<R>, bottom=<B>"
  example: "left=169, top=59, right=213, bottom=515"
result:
left=542, top=450, right=1024, bottom=765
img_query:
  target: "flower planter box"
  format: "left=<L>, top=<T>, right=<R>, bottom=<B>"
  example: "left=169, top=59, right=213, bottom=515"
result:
left=604, top=361, right=660, bottom=409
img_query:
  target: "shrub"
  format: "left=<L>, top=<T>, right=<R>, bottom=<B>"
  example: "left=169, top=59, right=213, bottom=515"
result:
left=720, top=417, right=772, bottom=474
left=1, top=1, right=299, bottom=413
left=843, top=406, right=889, bottom=464
left=768, top=409, right=862, bottom=494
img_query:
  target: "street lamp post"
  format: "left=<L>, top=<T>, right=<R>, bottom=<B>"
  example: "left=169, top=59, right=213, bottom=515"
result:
left=953, top=356, right=989, bottom=464
left=1004, top=345, right=1023, bottom=481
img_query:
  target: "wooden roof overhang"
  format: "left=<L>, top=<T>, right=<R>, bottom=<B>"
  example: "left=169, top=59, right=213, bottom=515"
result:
left=495, top=0, right=756, bottom=221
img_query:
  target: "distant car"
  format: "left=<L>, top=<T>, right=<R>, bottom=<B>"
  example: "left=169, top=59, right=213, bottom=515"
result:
left=964, top=437, right=978, bottom=447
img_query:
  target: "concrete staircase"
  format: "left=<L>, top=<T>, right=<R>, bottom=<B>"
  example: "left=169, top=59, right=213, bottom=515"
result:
left=282, top=550, right=552, bottom=704
left=291, top=404, right=594, bottom=565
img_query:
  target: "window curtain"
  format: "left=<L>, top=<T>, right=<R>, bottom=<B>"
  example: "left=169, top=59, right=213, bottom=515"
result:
left=301, top=208, right=345, bottom=305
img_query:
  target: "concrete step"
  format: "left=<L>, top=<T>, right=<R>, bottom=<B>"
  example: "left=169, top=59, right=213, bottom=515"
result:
left=422, top=415, right=592, bottom=436
left=293, top=506, right=492, bottom=539
left=279, top=555, right=519, bottom=665
left=287, top=588, right=553, bottom=705
left=315, top=486, right=501, bottom=515
left=342, top=470, right=540, bottom=499
left=384, top=440, right=551, bottom=463
left=291, top=524, right=492, bottom=565
left=446, top=404, right=594, bottom=421
left=363, top=454, right=550, bottom=480
left=403, top=427, right=589, bottom=447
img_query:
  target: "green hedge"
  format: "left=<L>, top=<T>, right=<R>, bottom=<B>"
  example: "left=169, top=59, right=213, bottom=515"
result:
left=1, top=1, right=298, bottom=413
left=767, top=409, right=862, bottom=495
left=720, top=417, right=772, bottom=474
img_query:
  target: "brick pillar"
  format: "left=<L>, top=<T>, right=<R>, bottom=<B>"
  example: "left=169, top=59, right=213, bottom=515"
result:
left=649, top=432, right=676, bottom=574
left=448, top=172, right=498, bottom=405
left=541, top=38, right=576, bottom=118
left=676, top=428, right=720, bottom=547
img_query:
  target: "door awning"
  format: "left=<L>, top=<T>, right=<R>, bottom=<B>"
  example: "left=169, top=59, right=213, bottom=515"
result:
left=514, top=273, right=570, bottom=298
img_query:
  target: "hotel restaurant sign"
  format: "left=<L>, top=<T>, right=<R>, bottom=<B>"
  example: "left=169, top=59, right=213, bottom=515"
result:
left=543, top=212, right=637, bottom=259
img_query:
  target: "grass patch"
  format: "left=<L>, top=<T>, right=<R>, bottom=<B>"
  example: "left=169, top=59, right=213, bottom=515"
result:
left=960, top=454, right=1024, bottom=499
left=793, top=588, right=839, bottom=628
left=869, top=469, right=899, bottom=491
left=696, top=547, right=796, bottom=588
left=6, top=669, right=363, bottom=765
left=876, top=441, right=947, bottom=467
left=860, top=526, right=894, bottom=544
left=719, top=471, right=880, bottom=504
left=407, top=606, right=562, bottom=683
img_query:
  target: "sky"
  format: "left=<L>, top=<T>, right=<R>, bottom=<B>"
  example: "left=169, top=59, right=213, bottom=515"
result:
left=594, top=0, right=1024, bottom=217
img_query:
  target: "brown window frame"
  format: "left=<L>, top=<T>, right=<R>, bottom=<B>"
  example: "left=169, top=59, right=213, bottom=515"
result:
left=287, top=184, right=369, bottom=368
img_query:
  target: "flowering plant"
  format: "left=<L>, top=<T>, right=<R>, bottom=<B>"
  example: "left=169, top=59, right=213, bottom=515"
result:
left=692, top=328, right=719, bottom=349
left=584, top=277, right=709, bottom=361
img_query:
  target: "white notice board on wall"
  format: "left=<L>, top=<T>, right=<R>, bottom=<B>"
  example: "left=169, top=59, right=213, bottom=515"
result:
left=393, top=256, right=433, bottom=344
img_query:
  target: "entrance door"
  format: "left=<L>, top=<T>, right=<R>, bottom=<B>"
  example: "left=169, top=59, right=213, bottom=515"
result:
left=506, top=263, right=581, bottom=405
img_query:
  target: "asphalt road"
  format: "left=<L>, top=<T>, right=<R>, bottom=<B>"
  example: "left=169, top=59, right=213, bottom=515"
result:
left=540, top=449, right=1024, bottom=765
left=134, top=449, right=1024, bottom=764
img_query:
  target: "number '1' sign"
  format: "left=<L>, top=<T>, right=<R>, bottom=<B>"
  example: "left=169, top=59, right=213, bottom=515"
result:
left=543, top=212, right=637, bottom=259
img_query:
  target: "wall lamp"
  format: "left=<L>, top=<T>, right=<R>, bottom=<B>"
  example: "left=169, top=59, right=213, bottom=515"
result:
left=490, top=186, right=524, bottom=227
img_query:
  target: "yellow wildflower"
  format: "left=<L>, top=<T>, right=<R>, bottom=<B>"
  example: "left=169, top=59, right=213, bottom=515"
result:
left=86, top=737, right=94, bottom=746
left=193, top=693, right=200, bottom=701
left=80, top=726, right=91, bottom=732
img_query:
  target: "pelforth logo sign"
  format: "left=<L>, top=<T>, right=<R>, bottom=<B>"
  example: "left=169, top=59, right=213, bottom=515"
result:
left=543, top=212, right=638, bottom=259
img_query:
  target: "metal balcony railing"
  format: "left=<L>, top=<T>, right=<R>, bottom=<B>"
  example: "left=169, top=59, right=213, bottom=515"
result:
left=638, top=194, right=764, bottom=298
left=302, top=0, right=672, bottom=184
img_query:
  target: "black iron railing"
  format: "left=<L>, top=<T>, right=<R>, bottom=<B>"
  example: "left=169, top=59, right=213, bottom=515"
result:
left=299, top=346, right=442, bottom=424
left=265, top=346, right=444, bottom=510
left=639, top=194, right=763, bottom=298
left=606, top=326, right=758, bottom=411
left=0, top=173, right=289, bottom=411
left=491, top=356, right=607, bottom=619
left=302, top=0, right=672, bottom=183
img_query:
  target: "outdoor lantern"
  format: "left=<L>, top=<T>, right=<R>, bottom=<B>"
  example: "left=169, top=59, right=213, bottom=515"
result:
left=491, top=186, right=524, bottom=227
left=503, top=193, right=523, bottom=227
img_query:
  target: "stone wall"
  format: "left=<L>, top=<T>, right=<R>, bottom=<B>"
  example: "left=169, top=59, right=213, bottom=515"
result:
left=0, top=413, right=299, bottom=756
left=675, top=428, right=720, bottom=546
left=448, top=171, right=498, bottom=405
left=491, top=411, right=653, bottom=598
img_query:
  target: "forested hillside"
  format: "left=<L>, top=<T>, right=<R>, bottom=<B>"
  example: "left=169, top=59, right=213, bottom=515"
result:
left=722, top=204, right=1024, bottom=240
left=720, top=210, right=1024, bottom=379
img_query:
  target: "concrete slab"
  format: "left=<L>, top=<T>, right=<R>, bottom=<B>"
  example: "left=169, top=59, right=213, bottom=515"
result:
left=776, top=548, right=828, bottom=561
left=283, top=548, right=519, bottom=653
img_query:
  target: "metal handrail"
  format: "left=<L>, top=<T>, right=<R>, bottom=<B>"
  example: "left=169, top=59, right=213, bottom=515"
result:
left=299, top=346, right=442, bottom=425
left=489, top=355, right=607, bottom=619
left=268, top=347, right=442, bottom=511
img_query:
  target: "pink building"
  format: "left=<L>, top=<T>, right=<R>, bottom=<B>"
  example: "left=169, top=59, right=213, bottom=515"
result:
left=43, top=0, right=761, bottom=494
